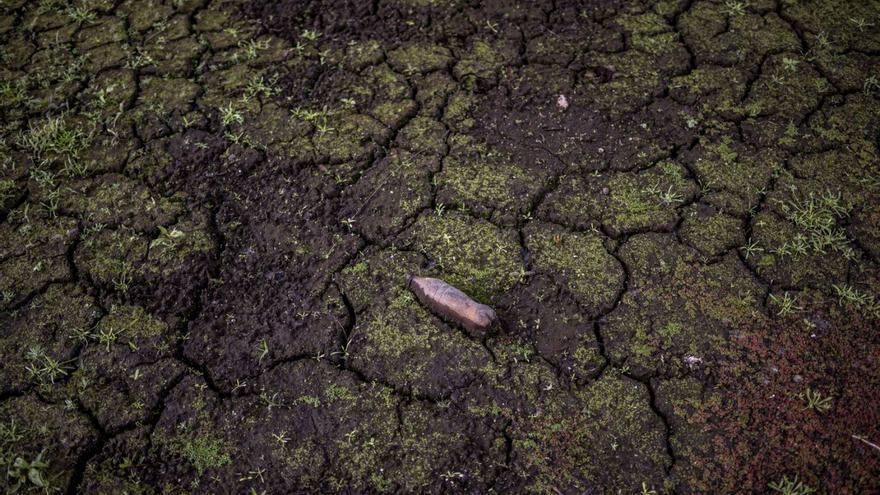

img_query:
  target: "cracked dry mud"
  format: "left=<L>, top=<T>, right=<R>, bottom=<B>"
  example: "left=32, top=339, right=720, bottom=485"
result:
left=1, top=0, right=879, bottom=493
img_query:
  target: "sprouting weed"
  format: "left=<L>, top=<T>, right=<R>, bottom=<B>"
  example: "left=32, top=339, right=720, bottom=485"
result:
left=18, top=115, right=91, bottom=168
left=271, top=432, right=289, bottom=446
left=239, top=38, right=271, bottom=60
left=238, top=467, right=267, bottom=484
left=768, top=292, right=801, bottom=316
left=92, top=325, right=122, bottom=352
left=260, top=391, right=280, bottom=409
left=781, top=56, right=800, bottom=72
left=831, top=284, right=880, bottom=316
left=0, top=418, right=23, bottom=445
left=7, top=450, right=53, bottom=492
left=257, top=339, right=269, bottom=363
left=150, top=225, right=186, bottom=250
left=800, top=388, right=833, bottom=414
left=775, top=190, right=853, bottom=258
left=848, top=17, right=875, bottom=32
left=441, top=471, right=466, bottom=482
left=833, top=283, right=867, bottom=306
left=220, top=104, right=244, bottom=126
left=814, top=31, right=831, bottom=50
left=740, top=238, right=763, bottom=259
left=243, top=74, right=279, bottom=101
left=314, top=119, right=334, bottom=134
left=658, top=185, right=683, bottom=205
left=25, top=346, right=73, bottom=384
left=768, top=474, right=816, bottom=495
left=722, top=1, right=748, bottom=16
left=111, top=264, right=134, bottom=293
left=300, top=29, right=321, bottom=41
left=66, top=6, right=96, bottom=24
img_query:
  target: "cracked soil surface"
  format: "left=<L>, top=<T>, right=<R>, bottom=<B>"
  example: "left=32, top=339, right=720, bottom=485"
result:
left=1, top=0, right=880, bottom=493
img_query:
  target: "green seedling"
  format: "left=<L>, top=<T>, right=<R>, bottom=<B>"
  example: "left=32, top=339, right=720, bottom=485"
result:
left=768, top=474, right=816, bottom=495
left=800, top=388, right=832, bottom=414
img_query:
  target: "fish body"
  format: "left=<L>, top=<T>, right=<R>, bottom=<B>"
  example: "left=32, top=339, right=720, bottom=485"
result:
left=406, top=275, right=497, bottom=337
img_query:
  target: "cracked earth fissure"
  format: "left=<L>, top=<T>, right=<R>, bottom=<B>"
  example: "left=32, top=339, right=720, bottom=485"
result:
left=2, top=0, right=879, bottom=493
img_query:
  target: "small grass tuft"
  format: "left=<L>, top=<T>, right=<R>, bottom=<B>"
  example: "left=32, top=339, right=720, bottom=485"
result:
left=18, top=115, right=92, bottom=169
left=220, top=104, right=244, bottom=127
left=768, top=292, right=801, bottom=316
left=768, top=474, right=816, bottom=495
left=66, top=6, right=96, bottom=24
left=800, top=388, right=832, bottom=414
left=6, top=450, right=55, bottom=492
left=168, top=430, right=232, bottom=476
left=775, top=190, right=854, bottom=259
left=25, top=346, right=73, bottom=384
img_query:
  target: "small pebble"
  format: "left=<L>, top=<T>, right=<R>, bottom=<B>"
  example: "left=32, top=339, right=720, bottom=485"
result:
left=557, top=94, right=569, bottom=109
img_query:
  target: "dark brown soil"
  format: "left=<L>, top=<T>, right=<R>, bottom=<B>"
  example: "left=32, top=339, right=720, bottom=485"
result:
left=1, top=0, right=879, bottom=494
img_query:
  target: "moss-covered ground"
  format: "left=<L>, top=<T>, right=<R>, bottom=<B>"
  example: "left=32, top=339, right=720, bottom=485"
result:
left=1, top=0, right=879, bottom=493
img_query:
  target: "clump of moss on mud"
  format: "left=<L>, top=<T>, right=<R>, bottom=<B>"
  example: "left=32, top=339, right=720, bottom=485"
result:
left=337, top=247, right=423, bottom=310
left=679, top=204, right=744, bottom=257
left=387, top=42, right=452, bottom=74
left=0, top=284, right=100, bottom=390
left=76, top=216, right=213, bottom=294
left=396, top=116, right=448, bottom=155
left=524, top=222, right=623, bottom=312
left=604, top=233, right=763, bottom=376
left=507, top=370, right=669, bottom=493
left=670, top=291, right=880, bottom=493
left=57, top=174, right=186, bottom=231
left=436, top=139, right=544, bottom=225
left=0, top=213, right=78, bottom=308
left=167, top=431, right=232, bottom=475
left=748, top=187, right=858, bottom=288
left=91, top=304, right=173, bottom=354
left=542, top=162, right=697, bottom=236
left=404, top=211, right=522, bottom=302
left=453, top=39, right=517, bottom=87
left=497, top=274, right=606, bottom=382
left=0, top=395, right=96, bottom=493
left=348, top=287, right=486, bottom=398
left=687, top=137, right=782, bottom=215
left=339, top=149, right=437, bottom=242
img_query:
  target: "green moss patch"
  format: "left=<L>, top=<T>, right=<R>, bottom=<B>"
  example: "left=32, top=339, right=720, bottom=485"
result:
left=403, top=211, right=522, bottom=302
left=436, top=140, right=546, bottom=225
left=604, top=233, right=764, bottom=376
left=541, top=161, right=697, bottom=236
left=524, top=222, right=624, bottom=313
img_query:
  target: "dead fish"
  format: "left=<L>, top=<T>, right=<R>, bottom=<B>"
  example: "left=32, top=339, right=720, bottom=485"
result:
left=406, top=275, right=497, bottom=338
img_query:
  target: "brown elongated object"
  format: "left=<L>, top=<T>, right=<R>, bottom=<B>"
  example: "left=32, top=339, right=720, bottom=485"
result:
left=406, top=275, right=497, bottom=337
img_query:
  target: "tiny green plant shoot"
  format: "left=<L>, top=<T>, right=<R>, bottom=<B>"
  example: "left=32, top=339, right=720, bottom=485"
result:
left=774, top=190, right=854, bottom=259
left=25, top=346, right=73, bottom=384
left=257, top=339, right=269, bottom=363
left=6, top=450, right=55, bottom=492
left=768, top=474, right=816, bottom=495
left=220, top=104, right=245, bottom=127
left=768, top=291, right=801, bottom=316
left=800, top=388, right=833, bottom=414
